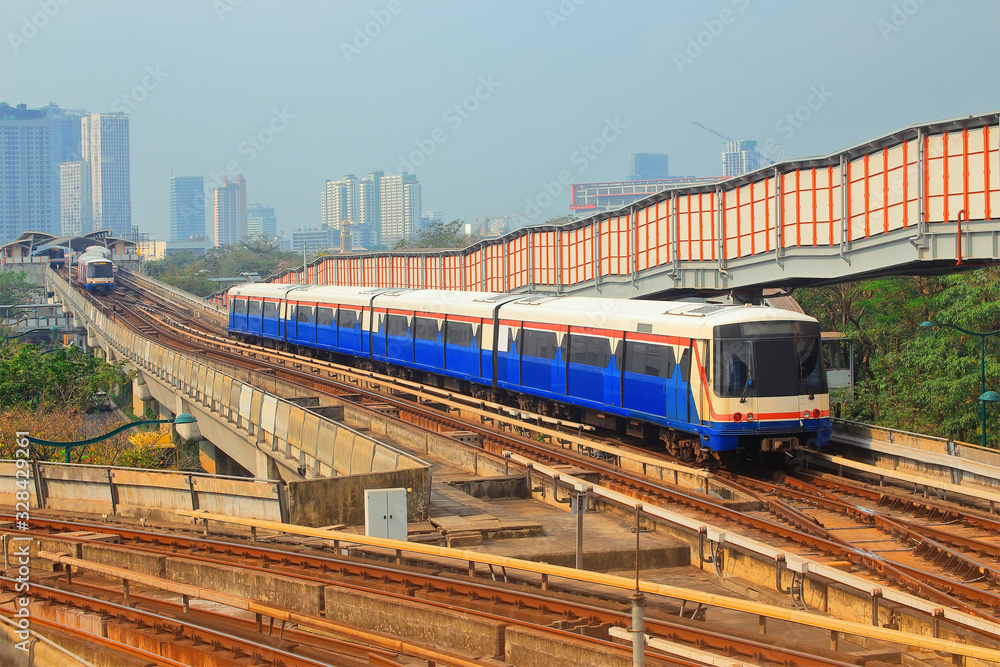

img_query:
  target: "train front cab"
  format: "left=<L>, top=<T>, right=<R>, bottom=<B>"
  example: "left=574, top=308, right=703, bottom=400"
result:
left=706, top=320, right=831, bottom=455
left=84, top=259, right=114, bottom=294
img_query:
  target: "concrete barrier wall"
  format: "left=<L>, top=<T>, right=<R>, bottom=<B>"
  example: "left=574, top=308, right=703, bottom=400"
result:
left=287, top=468, right=431, bottom=526
left=0, top=461, right=286, bottom=523
left=46, top=271, right=429, bottom=494
left=834, top=419, right=1000, bottom=491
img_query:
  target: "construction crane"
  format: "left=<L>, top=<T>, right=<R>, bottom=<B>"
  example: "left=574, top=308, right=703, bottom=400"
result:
left=691, top=121, right=781, bottom=164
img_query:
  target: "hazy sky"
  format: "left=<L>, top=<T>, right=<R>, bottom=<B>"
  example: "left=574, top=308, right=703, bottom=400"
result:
left=3, top=0, right=998, bottom=241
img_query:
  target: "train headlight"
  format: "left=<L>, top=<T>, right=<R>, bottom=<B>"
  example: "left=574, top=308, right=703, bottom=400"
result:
left=803, top=410, right=811, bottom=419
left=733, top=412, right=743, bottom=422
left=745, top=413, right=754, bottom=422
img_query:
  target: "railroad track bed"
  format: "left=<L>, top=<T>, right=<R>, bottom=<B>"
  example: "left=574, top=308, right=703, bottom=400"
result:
left=50, top=275, right=1000, bottom=664
left=0, top=511, right=875, bottom=667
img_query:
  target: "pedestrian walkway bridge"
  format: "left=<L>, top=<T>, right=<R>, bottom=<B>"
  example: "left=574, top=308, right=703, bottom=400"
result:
left=266, top=113, right=998, bottom=300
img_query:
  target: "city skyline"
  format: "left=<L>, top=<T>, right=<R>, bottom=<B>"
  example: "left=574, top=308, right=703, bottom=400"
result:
left=2, top=2, right=997, bottom=242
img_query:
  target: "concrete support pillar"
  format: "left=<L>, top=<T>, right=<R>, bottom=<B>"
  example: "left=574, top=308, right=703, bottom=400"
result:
left=132, top=376, right=155, bottom=418
left=158, top=404, right=175, bottom=421
left=199, top=441, right=217, bottom=475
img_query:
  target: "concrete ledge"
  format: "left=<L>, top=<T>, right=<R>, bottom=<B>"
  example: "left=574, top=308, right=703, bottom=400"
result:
left=80, top=544, right=167, bottom=579
left=324, top=585, right=506, bottom=658
left=165, top=556, right=325, bottom=616
left=504, top=625, right=633, bottom=667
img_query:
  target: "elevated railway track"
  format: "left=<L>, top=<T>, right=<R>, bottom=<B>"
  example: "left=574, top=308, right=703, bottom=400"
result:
left=22, top=267, right=1000, bottom=665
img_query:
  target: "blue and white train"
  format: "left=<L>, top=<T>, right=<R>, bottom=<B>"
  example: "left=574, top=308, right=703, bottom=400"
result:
left=76, top=246, right=114, bottom=294
left=227, top=284, right=831, bottom=461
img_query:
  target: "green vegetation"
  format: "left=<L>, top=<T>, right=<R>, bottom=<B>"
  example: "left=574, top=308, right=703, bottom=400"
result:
left=393, top=219, right=476, bottom=250
left=143, top=237, right=303, bottom=297
left=0, top=271, right=34, bottom=315
left=799, top=267, right=1000, bottom=447
left=0, top=342, right=133, bottom=411
left=0, top=340, right=195, bottom=467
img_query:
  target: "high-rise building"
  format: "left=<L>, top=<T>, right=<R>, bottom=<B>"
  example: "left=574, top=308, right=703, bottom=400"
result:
left=0, top=104, right=52, bottom=243
left=379, top=172, right=421, bottom=246
left=0, top=102, right=88, bottom=243
left=722, top=140, right=763, bottom=178
left=81, top=112, right=131, bottom=237
left=321, top=169, right=420, bottom=248
left=60, top=161, right=92, bottom=236
left=169, top=176, right=206, bottom=242
left=321, top=173, right=368, bottom=230
left=628, top=153, right=670, bottom=181
left=213, top=174, right=246, bottom=247
left=247, top=204, right=277, bottom=239
left=321, top=179, right=346, bottom=229
left=358, top=170, right=382, bottom=239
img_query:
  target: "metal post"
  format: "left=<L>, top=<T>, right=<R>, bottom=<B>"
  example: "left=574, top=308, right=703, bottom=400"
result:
left=630, top=592, right=645, bottom=667
left=574, top=490, right=586, bottom=569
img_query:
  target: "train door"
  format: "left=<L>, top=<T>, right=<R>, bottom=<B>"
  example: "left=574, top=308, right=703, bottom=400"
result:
left=622, top=339, right=671, bottom=421
left=566, top=333, right=611, bottom=405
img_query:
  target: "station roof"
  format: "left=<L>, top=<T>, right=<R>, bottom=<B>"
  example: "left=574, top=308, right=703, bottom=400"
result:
left=1, top=230, right=137, bottom=255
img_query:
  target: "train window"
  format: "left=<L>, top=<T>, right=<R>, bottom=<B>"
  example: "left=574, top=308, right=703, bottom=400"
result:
left=414, top=317, right=439, bottom=341
left=233, top=299, right=246, bottom=315
left=338, top=309, right=358, bottom=329
left=248, top=300, right=262, bottom=317
left=88, top=262, right=112, bottom=278
left=262, top=301, right=276, bottom=318
left=445, top=321, right=474, bottom=347
left=624, top=342, right=675, bottom=378
left=714, top=340, right=751, bottom=397
left=387, top=314, right=409, bottom=337
left=678, top=347, right=692, bottom=383
left=569, top=335, right=612, bottom=367
left=522, top=329, right=558, bottom=360
left=297, top=305, right=313, bottom=323
left=316, top=307, right=334, bottom=326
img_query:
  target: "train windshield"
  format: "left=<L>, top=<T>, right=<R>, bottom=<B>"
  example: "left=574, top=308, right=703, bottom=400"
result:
left=713, top=322, right=827, bottom=397
left=88, top=262, right=113, bottom=278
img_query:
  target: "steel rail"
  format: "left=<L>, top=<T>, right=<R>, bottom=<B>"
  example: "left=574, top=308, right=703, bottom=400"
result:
left=174, top=509, right=1000, bottom=664
left=792, top=471, right=1000, bottom=534
left=4, top=516, right=857, bottom=667
left=104, top=289, right=1000, bottom=626
left=0, top=575, right=346, bottom=667
left=92, top=272, right=990, bottom=636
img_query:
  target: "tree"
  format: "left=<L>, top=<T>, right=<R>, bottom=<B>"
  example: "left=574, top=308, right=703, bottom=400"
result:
left=394, top=219, right=475, bottom=250
left=0, top=342, right=135, bottom=411
left=798, top=267, right=1000, bottom=447
left=143, top=240, right=301, bottom=297
left=0, top=271, right=34, bottom=316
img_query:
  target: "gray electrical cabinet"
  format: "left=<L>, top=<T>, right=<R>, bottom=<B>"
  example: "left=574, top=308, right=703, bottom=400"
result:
left=364, top=487, right=408, bottom=541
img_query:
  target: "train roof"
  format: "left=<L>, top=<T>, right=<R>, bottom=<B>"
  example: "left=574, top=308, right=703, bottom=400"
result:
left=227, top=285, right=817, bottom=335
left=498, top=295, right=815, bottom=337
